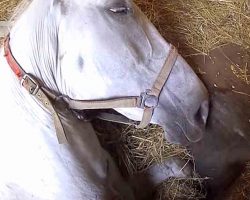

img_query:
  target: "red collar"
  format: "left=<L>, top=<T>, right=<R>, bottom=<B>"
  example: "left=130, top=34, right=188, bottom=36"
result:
left=4, top=35, right=25, bottom=80
left=3, top=34, right=41, bottom=95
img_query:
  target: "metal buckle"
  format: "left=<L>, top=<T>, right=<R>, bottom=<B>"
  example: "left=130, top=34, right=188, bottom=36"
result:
left=139, top=89, right=159, bottom=109
left=21, top=74, right=40, bottom=95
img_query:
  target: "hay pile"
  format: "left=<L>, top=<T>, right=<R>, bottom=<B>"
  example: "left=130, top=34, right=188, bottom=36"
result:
left=224, top=163, right=250, bottom=200
left=155, top=176, right=206, bottom=200
left=1, top=0, right=250, bottom=199
left=93, top=123, right=191, bottom=175
left=93, top=121, right=206, bottom=200
left=135, top=0, right=250, bottom=55
left=0, top=0, right=21, bottom=20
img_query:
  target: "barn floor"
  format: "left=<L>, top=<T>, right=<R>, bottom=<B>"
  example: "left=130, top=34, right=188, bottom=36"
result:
left=1, top=0, right=250, bottom=200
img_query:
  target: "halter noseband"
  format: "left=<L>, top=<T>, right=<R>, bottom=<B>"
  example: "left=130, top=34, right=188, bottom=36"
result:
left=4, top=34, right=178, bottom=144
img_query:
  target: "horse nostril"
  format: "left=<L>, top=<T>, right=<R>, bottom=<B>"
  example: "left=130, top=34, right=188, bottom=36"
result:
left=195, top=100, right=209, bottom=125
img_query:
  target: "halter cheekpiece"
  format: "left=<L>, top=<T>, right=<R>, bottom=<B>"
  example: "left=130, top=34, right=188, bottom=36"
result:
left=4, top=34, right=178, bottom=144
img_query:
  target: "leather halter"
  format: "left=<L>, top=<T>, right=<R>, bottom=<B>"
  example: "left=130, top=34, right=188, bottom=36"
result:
left=4, top=34, right=178, bottom=144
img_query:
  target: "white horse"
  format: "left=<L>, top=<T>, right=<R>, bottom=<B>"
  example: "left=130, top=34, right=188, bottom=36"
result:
left=0, top=0, right=209, bottom=199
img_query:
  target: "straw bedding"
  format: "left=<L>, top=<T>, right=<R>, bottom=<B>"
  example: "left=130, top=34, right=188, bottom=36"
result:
left=1, top=0, right=250, bottom=199
left=93, top=121, right=206, bottom=199
left=0, top=0, right=21, bottom=20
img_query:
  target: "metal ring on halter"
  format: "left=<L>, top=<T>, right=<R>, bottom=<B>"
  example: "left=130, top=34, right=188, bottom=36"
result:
left=139, top=89, right=159, bottom=109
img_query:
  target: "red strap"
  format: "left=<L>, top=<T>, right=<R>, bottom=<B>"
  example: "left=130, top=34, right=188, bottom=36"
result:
left=4, top=35, right=24, bottom=80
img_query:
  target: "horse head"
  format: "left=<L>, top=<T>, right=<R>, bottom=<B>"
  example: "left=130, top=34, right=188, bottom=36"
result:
left=10, top=0, right=209, bottom=145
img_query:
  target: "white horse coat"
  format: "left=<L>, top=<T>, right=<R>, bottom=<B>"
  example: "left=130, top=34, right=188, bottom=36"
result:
left=0, top=0, right=209, bottom=199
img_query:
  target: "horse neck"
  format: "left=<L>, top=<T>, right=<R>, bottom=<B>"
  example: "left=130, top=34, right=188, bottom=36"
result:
left=0, top=0, right=59, bottom=133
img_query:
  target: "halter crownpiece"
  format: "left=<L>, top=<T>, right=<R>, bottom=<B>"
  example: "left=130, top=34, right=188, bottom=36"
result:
left=4, top=34, right=178, bottom=144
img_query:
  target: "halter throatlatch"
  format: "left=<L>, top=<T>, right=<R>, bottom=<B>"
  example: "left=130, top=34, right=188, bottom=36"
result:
left=4, top=34, right=178, bottom=144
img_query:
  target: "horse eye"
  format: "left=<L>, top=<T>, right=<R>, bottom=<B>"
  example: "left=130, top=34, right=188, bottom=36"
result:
left=109, top=7, right=131, bottom=14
